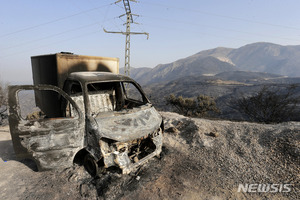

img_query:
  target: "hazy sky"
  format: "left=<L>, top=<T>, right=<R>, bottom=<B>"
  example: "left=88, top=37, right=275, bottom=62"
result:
left=1, top=0, right=300, bottom=84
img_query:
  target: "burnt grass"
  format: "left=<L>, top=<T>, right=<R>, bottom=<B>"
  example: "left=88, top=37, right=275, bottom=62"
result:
left=11, top=112, right=300, bottom=199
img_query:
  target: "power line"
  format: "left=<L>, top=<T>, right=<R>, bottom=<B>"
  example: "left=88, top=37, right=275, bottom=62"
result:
left=143, top=15, right=300, bottom=43
left=70, top=0, right=112, bottom=28
left=3, top=1, right=299, bottom=61
left=0, top=30, right=100, bottom=59
left=0, top=3, right=112, bottom=38
left=3, top=14, right=299, bottom=59
left=3, top=11, right=299, bottom=58
left=0, top=16, right=117, bottom=52
left=143, top=23, right=252, bottom=43
left=144, top=2, right=300, bottom=32
left=1, top=23, right=98, bottom=51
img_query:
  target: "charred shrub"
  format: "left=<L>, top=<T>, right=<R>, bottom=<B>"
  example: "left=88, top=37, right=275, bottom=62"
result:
left=232, top=84, right=300, bottom=123
left=165, top=94, right=219, bottom=117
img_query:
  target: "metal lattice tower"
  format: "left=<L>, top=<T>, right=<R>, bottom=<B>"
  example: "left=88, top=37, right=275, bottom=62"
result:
left=104, top=0, right=149, bottom=77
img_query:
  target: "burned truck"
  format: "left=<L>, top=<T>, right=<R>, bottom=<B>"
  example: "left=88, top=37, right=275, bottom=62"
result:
left=8, top=53, right=163, bottom=176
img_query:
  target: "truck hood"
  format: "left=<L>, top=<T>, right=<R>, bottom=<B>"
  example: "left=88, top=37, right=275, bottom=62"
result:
left=95, top=106, right=162, bottom=142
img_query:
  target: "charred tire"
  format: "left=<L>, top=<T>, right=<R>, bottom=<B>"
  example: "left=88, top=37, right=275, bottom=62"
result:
left=84, top=154, right=99, bottom=177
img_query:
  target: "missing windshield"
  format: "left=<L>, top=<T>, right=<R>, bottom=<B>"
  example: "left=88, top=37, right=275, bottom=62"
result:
left=87, top=82, right=148, bottom=116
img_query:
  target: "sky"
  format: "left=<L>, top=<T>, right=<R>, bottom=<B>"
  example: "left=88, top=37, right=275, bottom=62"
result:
left=1, top=0, right=300, bottom=84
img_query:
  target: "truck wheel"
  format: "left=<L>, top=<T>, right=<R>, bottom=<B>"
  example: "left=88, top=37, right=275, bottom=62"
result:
left=84, top=154, right=99, bottom=177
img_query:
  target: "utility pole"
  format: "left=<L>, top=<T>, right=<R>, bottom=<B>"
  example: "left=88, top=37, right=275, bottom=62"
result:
left=104, top=0, right=149, bottom=77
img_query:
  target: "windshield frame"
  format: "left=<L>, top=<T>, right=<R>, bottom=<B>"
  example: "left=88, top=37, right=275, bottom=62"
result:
left=84, top=80, right=150, bottom=116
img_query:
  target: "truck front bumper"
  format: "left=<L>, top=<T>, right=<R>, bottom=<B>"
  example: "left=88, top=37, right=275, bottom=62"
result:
left=99, top=128, right=163, bottom=174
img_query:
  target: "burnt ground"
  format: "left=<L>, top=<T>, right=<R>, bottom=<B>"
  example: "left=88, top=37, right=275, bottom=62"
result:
left=0, top=112, right=299, bottom=200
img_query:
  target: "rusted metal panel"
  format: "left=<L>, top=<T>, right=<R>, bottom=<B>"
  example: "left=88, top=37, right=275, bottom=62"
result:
left=31, top=53, right=119, bottom=89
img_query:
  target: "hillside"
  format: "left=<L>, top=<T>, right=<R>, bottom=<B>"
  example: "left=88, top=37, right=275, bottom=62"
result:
left=229, top=43, right=300, bottom=76
left=1, top=112, right=299, bottom=199
left=142, top=71, right=300, bottom=121
left=119, top=42, right=300, bottom=121
left=136, top=56, right=237, bottom=85
left=185, top=42, right=300, bottom=78
left=126, top=42, right=300, bottom=86
left=143, top=71, right=300, bottom=100
left=119, top=67, right=152, bottom=81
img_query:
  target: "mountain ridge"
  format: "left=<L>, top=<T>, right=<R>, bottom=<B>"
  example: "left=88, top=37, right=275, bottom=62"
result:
left=125, top=42, right=300, bottom=85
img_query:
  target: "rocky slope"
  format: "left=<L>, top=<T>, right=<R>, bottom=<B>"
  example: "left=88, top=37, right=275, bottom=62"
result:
left=135, top=56, right=237, bottom=85
left=0, top=112, right=299, bottom=199
left=126, top=42, right=300, bottom=85
left=228, top=43, right=300, bottom=77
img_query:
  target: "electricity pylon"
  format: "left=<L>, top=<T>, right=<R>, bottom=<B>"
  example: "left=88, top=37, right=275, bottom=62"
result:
left=104, top=0, right=149, bottom=77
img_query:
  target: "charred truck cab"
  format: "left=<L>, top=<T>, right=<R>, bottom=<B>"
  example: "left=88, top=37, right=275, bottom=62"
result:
left=8, top=53, right=164, bottom=176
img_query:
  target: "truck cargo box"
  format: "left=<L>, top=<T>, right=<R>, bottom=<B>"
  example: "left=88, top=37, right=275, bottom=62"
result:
left=31, top=53, right=119, bottom=89
left=31, top=53, right=119, bottom=117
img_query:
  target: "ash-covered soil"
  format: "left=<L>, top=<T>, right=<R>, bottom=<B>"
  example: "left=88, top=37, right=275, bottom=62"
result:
left=0, top=112, right=299, bottom=200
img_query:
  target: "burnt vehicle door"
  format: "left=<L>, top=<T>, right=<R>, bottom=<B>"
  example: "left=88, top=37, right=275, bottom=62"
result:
left=8, top=85, right=85, bottom=171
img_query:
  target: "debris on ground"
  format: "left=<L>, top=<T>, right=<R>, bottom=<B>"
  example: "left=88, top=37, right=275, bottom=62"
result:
left=0, top=112, right=299, bottom=199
